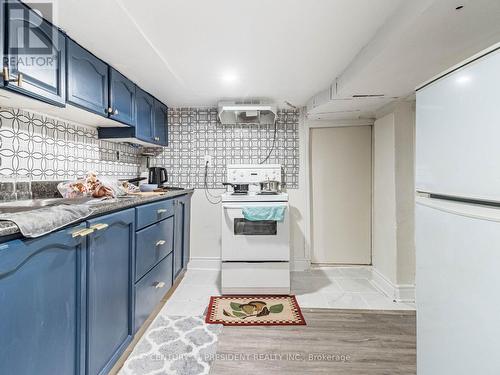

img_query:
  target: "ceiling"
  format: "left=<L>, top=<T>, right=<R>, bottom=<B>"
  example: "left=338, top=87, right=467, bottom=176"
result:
left=51, top=0, right=500, bottom=116
left=307, top=0, right=500, bottom=120
left=52, top=0, right=402, bottom=107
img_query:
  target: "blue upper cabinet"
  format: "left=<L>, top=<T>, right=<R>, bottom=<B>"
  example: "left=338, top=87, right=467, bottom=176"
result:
left=154, top=99, right=168, bottom=146
left=109, top=68, right=136, bottom=127
left=135, top=87, right=155, bottom=142
left=4, top=0, right=66, bottom=106
left=0, top=0, right=4, bottom=88
left=0, top=224, right=87, bottom=375
left=66, top=38, right=108, bottom=116
left=86, top=209, right=135, bottom=375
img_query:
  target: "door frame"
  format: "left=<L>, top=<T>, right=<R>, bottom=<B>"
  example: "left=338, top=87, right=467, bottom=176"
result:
left=303, top=117, right=374, bottom=268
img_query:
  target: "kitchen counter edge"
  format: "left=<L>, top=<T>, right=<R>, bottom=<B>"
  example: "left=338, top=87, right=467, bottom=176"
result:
left=0, top=189, right=194, bottom=241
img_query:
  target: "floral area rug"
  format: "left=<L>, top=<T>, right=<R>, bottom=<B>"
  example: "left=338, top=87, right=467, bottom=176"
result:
left=119, top=315, right=222, bottom=375
left=205, top=295, right=306, bottom=326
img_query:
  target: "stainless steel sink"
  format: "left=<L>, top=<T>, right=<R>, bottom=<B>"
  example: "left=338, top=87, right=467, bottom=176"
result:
left=0, top=197, right=94, bottom=213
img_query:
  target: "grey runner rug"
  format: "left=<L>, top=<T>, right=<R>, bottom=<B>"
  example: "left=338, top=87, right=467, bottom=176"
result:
left=119, top=315, right=222, bottom=375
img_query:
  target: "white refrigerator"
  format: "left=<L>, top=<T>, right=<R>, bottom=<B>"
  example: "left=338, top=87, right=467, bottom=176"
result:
left=416, top=44, right=500, bottom=375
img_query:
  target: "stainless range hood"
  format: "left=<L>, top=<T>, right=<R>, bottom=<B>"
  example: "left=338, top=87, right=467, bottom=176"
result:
left=218, top=101, right=277, bottom=125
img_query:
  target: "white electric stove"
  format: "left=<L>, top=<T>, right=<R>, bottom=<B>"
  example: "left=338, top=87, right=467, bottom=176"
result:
left=221, top=164, right=290, bottom=295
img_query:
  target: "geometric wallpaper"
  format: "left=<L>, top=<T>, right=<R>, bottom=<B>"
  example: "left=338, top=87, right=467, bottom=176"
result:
left=0, top=106, right=300, bottom=189
left=0, top=107, right=141, bottom=179
left=150, top=108, right=300, bottom=189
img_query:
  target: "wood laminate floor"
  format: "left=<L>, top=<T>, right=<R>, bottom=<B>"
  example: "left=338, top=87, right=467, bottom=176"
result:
left=211, top=308, right=416, bottom=375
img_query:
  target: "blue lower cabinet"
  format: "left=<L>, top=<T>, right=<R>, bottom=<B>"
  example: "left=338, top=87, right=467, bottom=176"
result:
left=0, top=224, right=87, bottom=375
left=173, top=195, right=192, bottom=276
left=135, top=216, right=174, bottom=281
left=173, top=200, right=184, bottom=278
left=86, top=209, right=135, bottom=375
left=181, top=195, right=192, bottom=269
left=135, top=253, right=173, bottom=332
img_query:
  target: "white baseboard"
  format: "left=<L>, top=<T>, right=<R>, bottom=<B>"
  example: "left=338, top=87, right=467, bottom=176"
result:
left=371, top=268, right=415, bottom=303
left=291, top=258, right=311, bottom=271
left=187, top=257, right=221, bottom=270
left=188, top=257, right=311, bottom=271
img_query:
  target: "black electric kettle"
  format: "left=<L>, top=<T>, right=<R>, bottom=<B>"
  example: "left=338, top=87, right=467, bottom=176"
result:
left=148, top=167, right=168, bottom=186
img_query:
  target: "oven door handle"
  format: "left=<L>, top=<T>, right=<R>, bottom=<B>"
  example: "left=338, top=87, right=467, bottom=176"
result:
left=222, top=202, right=288, bottom=210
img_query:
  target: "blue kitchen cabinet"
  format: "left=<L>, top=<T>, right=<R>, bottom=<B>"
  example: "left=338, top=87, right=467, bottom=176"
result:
left=173, top=195, right=192, bottom=277
left=4, top=0, right=66, bottom=106
left=181, top=195, right=192, bottom=269
left=86, top=209, right=135, bottom=375
left=109, top=68, right=136, bottom=126
left=0, top=224, right=87, bottom=375
left=154, top=99, right=168, bottom=146
left=0, top=0, right=4, bottom=89
left=135, top=87, right=155, bottom=142
left=66, top=37, right=108, bottom=116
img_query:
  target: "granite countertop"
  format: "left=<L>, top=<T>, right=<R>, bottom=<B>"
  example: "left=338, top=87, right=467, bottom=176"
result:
left=0, top=189, right=194, bottom=239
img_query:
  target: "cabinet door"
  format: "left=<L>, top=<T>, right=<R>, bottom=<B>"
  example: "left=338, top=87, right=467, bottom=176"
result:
left=66, top=38, right=108, bottom=116
left=0, top=224, right=87, bottom=375
left=135, top=88, right=154, bottom=142
left=173, top=199, right=185, bottom=278
left=4, top=0, right=66, bottom=106
left=109, top=68, right=136, bottom=126
left=86, top=209, right=134, bottom=375
left=181, top=195, right=191, bottom=269
left=153, top=99, right=168, bottom=146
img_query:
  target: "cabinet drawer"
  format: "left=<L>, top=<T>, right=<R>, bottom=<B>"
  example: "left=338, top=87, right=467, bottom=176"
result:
left=135, top=253, right=173, bottom=332
left=136, top=200, right=174, bottom=230
left=136, top=217, right=174, bottom=281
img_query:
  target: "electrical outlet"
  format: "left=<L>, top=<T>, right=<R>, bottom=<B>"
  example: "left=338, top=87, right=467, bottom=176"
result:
left=203, top=155, right=212, bottom=165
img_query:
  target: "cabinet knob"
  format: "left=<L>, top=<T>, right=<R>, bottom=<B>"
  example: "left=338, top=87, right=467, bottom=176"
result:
left=157, top=208, right=167, bottom=214
left=153, top=281, right=165, bottom=289
left=155, top=239, right=166, bottom=246
left=107, top=107, right=113, bottom=114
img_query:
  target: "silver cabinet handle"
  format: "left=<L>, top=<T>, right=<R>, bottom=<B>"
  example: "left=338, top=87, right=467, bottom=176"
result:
left=153, top=281, right=165, bottom=289
left=156, top=240, right=166, bottom=246
left=3, top=67, right=23, bottom=86
left=90, top=223, right=109, bottom=231
left=157, top=208, right=167, bottom=214
left=71, top=228, right=95, bottom=238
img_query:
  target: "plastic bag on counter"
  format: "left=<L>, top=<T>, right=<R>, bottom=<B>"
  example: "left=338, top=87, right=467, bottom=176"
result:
left=57, top=172, right=139, bottom=199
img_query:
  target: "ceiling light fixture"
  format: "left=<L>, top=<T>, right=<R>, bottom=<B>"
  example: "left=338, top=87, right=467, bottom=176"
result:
left=221, top=71, right=239, bottom=84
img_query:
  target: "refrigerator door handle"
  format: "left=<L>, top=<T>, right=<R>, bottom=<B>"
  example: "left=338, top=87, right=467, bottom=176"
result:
left=416, top=196, right=500, bottom=222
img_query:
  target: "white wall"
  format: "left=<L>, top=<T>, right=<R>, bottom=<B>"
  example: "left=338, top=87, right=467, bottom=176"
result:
left=188, top=111, right=309, bottom=270
left=373, top=113, right=398, bottom=283
left=372, top=101, right=416, bottom=299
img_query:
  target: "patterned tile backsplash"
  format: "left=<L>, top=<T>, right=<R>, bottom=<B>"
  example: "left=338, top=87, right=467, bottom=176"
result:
left=0, top=106, right=300, bottom=189
left=150, top=108, right=300, bottom=189
left=0, top=107, right=141, bottom=179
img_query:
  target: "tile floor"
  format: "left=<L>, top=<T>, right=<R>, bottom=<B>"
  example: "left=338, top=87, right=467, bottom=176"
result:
left=164, top=266, right=415, bottom=316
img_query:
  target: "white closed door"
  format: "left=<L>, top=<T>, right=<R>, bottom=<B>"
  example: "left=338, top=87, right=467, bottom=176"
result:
left=310, top=126, right=372, bottom=264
